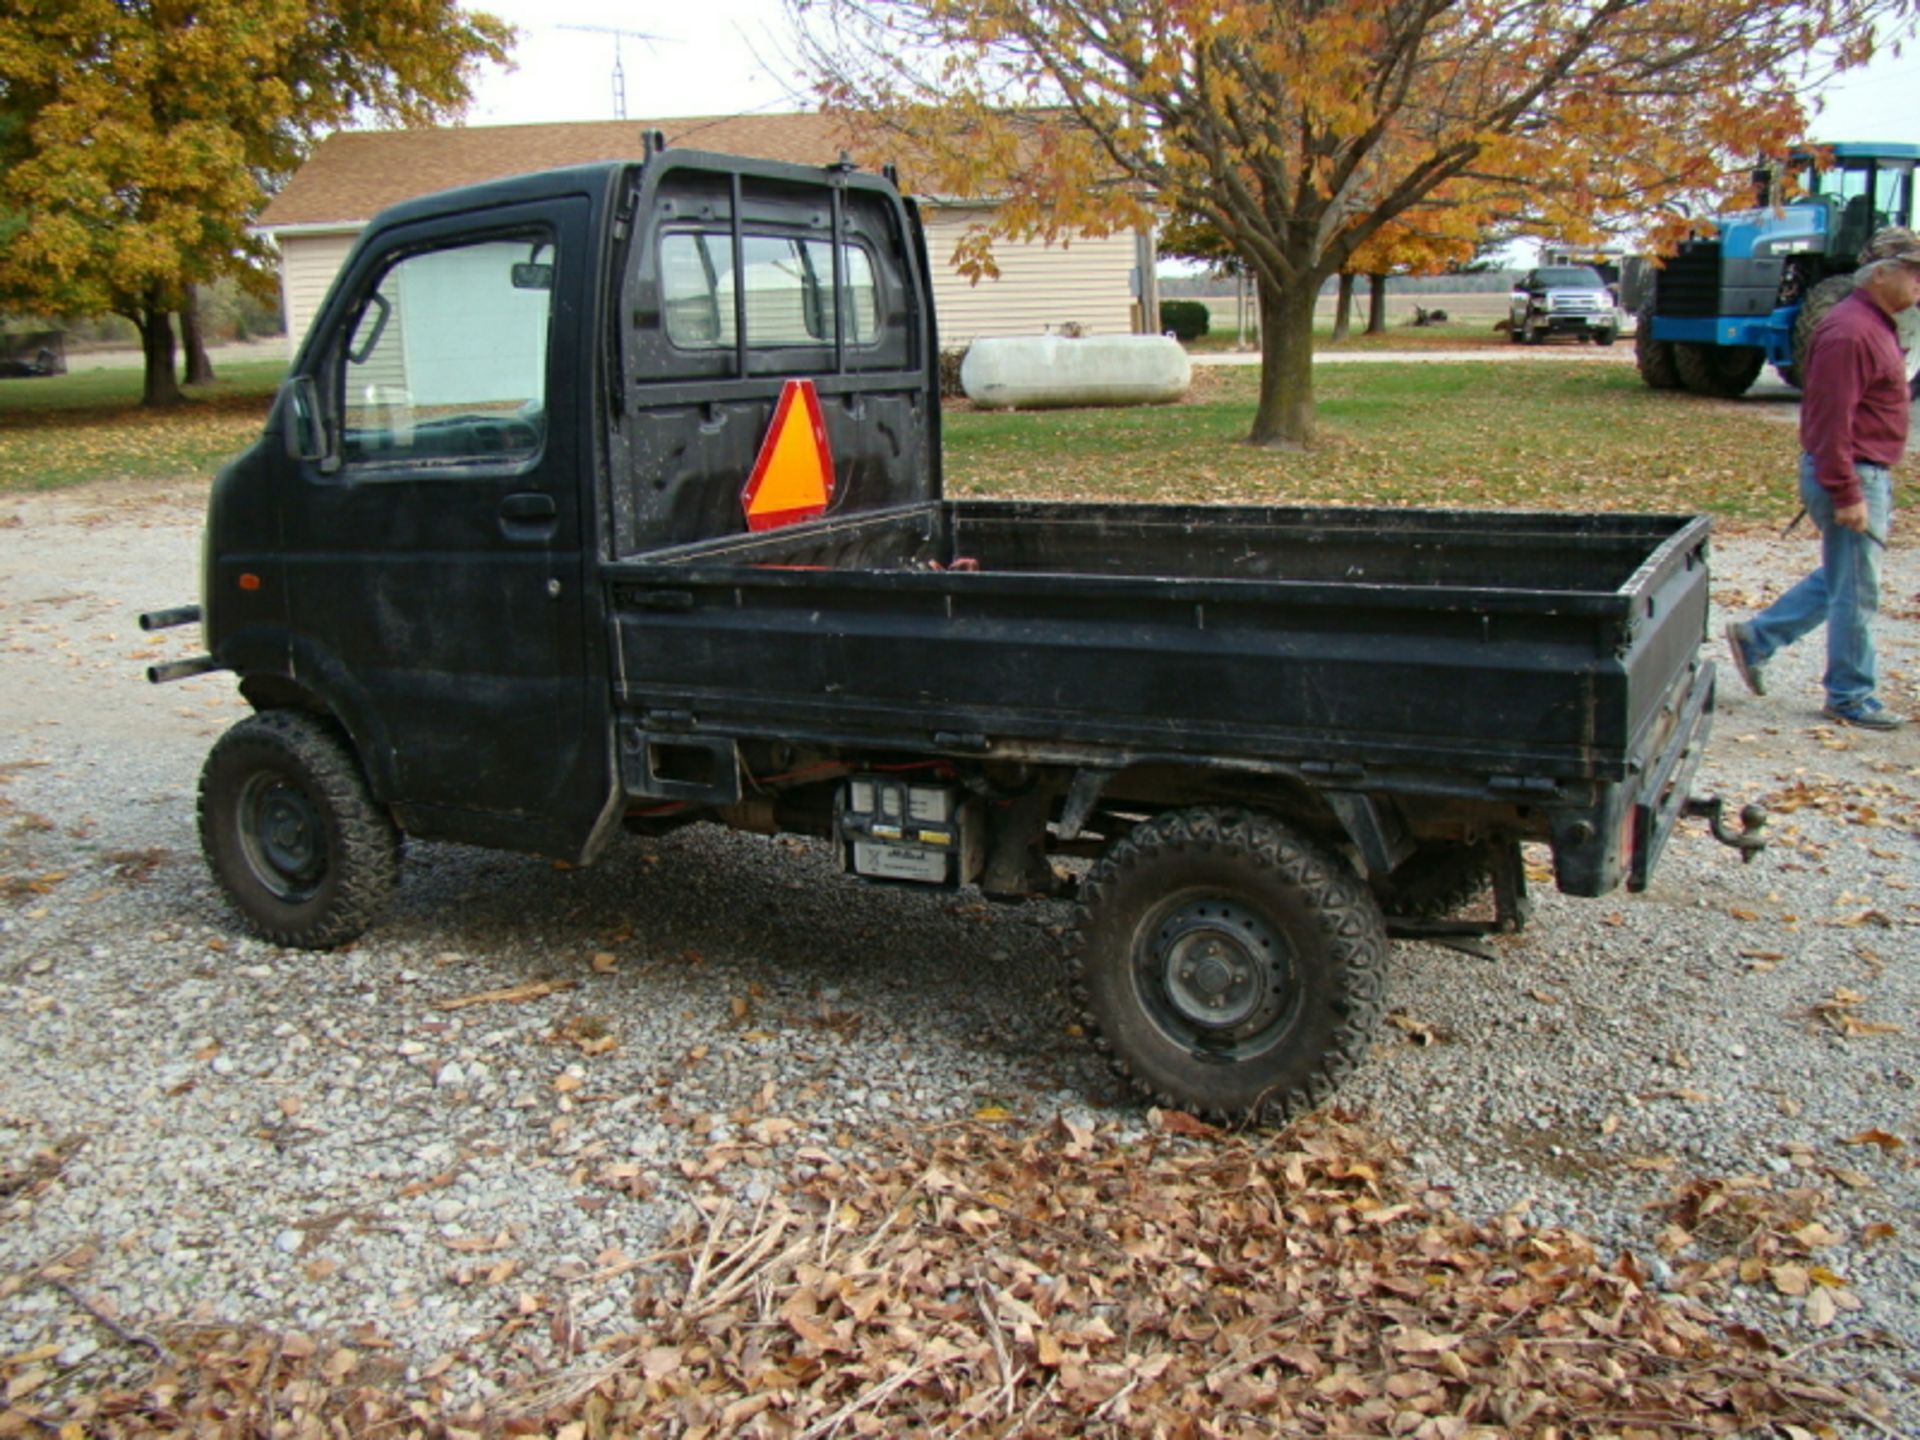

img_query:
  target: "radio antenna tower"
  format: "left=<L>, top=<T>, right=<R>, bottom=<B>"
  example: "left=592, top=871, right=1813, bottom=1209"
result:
left=555, top=24, right=664, bottom=120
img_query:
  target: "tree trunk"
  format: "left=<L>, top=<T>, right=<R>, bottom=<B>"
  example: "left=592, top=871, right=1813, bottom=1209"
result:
left=1247, top=272, right=1317, bottom=448
left=138, top=308, right=183, bottom=406
left=181, top=285, right=215, bottom=385
left=1366, top=274, right=1389, bottom=335
left=1331, top=272, right=1356, bottom=342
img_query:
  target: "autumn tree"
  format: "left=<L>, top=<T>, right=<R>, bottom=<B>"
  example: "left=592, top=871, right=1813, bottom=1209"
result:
left=1347, top=180, right=1513, bottom=334
left=0, top=0, right=511, bottom=405
left=796, top=0, right=1908, bottom=447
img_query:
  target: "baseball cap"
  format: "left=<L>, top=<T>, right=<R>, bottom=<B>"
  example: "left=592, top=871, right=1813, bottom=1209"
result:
left=1859, top=225, right=1920, bottom=267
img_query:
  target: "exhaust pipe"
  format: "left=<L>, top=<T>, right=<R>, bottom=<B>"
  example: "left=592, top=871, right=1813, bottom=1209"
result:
left=148, top=655, right=221, bottom=685
left=139, top=604, right=202, bottom=632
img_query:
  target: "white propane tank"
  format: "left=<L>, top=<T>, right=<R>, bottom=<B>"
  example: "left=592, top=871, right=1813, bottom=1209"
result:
left=960, top=335, right=1191, bottom=409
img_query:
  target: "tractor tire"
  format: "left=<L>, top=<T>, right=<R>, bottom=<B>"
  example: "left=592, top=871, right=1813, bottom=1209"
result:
left=1898, top=302, right=1920, bottom=400
left=1791, top=275, right=1855, bottom=386
left=199, top=710, right=401, bottom=948
left=1791, top=275, right=1920, bottom=397
left=1072, top=807, right=1388, bottom=1123
left=1673, top=341, right=1765, bottom=397
left=1370, top=841, right=1496, bottom=922
left=1635, top=311, right=1682, bottom=389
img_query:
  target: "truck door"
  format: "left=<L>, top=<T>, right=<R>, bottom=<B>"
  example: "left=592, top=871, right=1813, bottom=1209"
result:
left=281, top=196, right=609, bottom=856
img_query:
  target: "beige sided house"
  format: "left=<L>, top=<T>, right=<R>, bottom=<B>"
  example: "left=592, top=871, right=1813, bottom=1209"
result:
left=257, top=114, right=1153, bottom=356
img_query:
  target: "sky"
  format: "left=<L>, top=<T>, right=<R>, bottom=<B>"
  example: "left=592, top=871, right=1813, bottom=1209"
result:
left=462, top=3, right=1920, bottom=138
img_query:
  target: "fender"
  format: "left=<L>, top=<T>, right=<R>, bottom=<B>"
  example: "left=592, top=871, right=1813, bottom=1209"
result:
left=214, top=623, right=404, bottom=804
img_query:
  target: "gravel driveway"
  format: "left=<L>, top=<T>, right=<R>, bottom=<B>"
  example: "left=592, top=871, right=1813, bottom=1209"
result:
left=2, top=479, right=1917, bottom=1427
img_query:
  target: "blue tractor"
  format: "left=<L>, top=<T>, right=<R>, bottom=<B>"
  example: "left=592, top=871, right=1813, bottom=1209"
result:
left=1633, top=142, right=1920, bottom=398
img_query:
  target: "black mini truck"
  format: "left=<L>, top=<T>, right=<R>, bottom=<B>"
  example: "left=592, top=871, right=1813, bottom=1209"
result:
left=145, top=145, right=1763, bottom=1122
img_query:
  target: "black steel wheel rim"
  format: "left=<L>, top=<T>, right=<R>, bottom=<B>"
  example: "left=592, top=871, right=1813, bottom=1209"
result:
left=237, top=773, right=327, bottom=903
left=1132, top=892, right=1301, bottom=1061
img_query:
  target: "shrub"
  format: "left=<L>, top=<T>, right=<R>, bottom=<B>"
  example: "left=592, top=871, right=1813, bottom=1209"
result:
left=938, top=346, right=969, bottom=399
left=1160, top=300, right=1211, bottom=342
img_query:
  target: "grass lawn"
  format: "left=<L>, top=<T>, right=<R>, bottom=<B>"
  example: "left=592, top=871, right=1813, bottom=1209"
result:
left=0, top=359, right=287, bottom=492
left=1, top=353, right=1804, bottom=527
left=944, top=361, right=1801, bottom=526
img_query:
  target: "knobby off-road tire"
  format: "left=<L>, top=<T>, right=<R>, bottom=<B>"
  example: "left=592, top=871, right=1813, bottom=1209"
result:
left=1071, top=807, right=1388, bottom=1124
left=1635, top=310, right=1682, bottom=390
left=1789, top=275, right=1920, bottom=398
left=1370, top=840, right=1495, bottom=921
left=1790, top=274, right=1855, bottom=390
left=1673, top=341, right=1765, bottom=397
left=199, top=710, right=400, bottom=948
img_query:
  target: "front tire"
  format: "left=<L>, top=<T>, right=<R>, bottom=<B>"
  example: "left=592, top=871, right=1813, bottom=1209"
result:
left=1635, top=310, right=1682, bottom=389
left=1674, top=341, right=1764, bottom=397
left=199, top=711, right=400, bottom=948
left=1071, top=807, right=1388, bottom=1123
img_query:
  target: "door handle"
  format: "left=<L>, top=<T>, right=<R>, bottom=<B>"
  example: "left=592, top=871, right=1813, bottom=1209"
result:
left=499, top=491, right=558, bottom=542
left=500, top=492, right=556, bottom=521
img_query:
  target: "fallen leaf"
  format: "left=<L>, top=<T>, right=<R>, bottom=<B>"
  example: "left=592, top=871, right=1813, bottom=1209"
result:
left=1840, top=1129, right=1904, bottom=1151
left=1805, top=1288, right=1837, bottom=1327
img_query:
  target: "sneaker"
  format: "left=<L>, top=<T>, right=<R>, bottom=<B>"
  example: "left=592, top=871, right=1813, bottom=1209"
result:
left=1821, top=698, right=1907, bottom=731
left=1724, top=621, right=1767, bottom=697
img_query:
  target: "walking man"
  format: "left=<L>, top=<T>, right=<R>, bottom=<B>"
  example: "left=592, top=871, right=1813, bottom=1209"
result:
left=1725, top=226, right=1920, bottom=730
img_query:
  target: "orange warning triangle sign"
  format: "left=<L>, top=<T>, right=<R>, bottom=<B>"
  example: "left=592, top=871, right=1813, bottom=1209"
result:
left=741, top=379, right=835, bottom=532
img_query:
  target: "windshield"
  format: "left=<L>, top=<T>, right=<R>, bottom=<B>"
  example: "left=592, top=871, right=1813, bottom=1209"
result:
left=1534, top=267, right=1606, bottom=289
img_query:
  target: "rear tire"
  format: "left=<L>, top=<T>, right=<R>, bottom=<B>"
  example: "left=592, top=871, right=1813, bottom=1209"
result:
left=1791, top=275, right=1855, bottom=386
left=1635, top=310, right=1682, bottom=389
left=199, top=711, right=400, bottom=948
left=1072, top=807, right=1387, bottom=1123
left=1674, top=341, right=1765, bottom=397
left=1371, top=841, right=1495, bottom=921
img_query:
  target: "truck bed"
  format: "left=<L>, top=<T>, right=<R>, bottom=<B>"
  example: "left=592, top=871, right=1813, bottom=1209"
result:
left=606, top=501, right=1712, bottom=788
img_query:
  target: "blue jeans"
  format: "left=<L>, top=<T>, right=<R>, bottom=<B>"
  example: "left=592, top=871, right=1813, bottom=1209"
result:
left=1745, top=454, right=1892, bottom=712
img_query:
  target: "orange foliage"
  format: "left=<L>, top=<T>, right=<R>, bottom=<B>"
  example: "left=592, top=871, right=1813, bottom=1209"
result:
left=796, top=0, right=1913, bottom=444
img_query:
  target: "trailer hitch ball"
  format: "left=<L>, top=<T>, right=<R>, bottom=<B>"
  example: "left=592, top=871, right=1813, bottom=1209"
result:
left=1683, top=795, right=1768, bottom=863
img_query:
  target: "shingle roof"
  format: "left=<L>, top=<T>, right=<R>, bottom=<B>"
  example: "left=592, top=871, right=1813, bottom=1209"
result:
left=258, top=113, right=870, bottom=229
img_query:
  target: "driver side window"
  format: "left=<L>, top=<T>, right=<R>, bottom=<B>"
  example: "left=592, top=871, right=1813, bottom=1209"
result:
left=340, top=233, right=553, bottom=469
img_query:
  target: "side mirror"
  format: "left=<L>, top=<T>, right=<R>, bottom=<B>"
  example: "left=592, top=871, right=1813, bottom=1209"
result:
left=511, top=262, right=554, bottom=291
left=283, top=376, right=328, bottom=464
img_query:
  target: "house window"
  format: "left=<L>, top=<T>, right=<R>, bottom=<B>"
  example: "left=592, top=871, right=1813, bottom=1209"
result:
left=340, top=234, right=553, bottom=468
left=661, top=232, right=879, bottom=350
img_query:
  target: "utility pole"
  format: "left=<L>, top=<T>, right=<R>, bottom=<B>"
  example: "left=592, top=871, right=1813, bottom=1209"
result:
left=555, top=24, right=663, bottom=120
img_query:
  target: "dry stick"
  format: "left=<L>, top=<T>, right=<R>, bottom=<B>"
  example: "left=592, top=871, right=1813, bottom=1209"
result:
left=1015, top=1372, right=1059, bottom=1432
left=688, top=1203, right=800, bottom=1314
left=1092, top=1373, right=1144, bottom=1422
left=848, top=1178, right=930, bottom=1268
left=48, top=1279, right=173, bottom=1362
left=683, top=1199, right=734, bottom=1305
left=972, top=1280, right=1017, bottom=1418
left=1779, top=1328, right=1880, bottom=1366
left=258, top=1337, right=283, bottom=1440
left=795, top=1354, right=956, bottom=1440
left=694, top=1231, right=814, bottom=1318
left=579, top=1240, right=700, bottom=1287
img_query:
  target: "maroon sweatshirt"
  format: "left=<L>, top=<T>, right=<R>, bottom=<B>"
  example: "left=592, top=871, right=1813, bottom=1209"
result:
left=1799, top=288, right=1910, bottom=509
